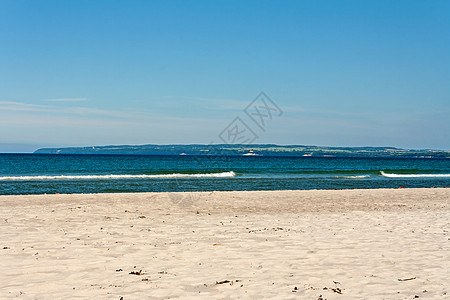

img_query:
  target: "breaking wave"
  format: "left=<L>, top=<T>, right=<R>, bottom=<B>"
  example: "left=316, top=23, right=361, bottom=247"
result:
left=0, top=171, right=236, bottom=181
left=380, top=171, right=450, bottom=178
left=335, top=175, right=370, bottom=179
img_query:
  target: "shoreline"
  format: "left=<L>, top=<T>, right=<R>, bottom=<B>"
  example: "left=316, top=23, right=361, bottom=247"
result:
left=1, top=187, right=449, bottom=212
left=1, top=188, right=449, bottom=299
left=1, top=186, right=449, bottom=198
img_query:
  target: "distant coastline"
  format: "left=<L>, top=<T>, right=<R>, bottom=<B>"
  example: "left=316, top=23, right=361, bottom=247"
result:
left=33, top=144, right=450, bottom=158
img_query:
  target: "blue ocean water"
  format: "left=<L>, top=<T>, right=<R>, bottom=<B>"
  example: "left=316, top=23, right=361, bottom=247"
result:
left=0, top=154, right=449, bottom=195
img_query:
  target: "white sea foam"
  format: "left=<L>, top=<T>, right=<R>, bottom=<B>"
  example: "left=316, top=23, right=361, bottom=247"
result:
left=336, top=175, right=370, bottom=179
left=380, top=171, right=450, bottom=178
left=0, top=171, right=236, bottom=181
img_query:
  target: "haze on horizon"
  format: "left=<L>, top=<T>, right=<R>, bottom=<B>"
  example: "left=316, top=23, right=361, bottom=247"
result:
left=1, top=0, right=449, bottom=153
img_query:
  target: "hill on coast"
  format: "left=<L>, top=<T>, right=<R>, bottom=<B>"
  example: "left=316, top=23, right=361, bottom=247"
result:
left=34, top=144, right=450, bottom=158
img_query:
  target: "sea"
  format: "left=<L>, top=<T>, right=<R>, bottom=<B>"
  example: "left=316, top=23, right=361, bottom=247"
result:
left=0, top=154, right=449, bottom=195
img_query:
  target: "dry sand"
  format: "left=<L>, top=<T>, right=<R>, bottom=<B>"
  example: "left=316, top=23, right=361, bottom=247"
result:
left=0, top=188, right=449, bottom=299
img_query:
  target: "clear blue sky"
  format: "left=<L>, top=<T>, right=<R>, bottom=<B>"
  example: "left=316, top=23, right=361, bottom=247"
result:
left=1, top=0, right=449, bottom=152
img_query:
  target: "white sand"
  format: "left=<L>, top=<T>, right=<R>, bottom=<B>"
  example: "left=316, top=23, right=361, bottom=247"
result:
left=0, top=188, right=449, bottom=299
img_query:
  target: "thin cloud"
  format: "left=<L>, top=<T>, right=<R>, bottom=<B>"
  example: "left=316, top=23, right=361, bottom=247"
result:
left=0, top=100, right=225, bottom=124
left=0, top=100, right=127, bottom=118
left=0, top=101, right=52, bottom=112
left=163, top=95, right=248, bottom=110
left=43, top=98, right=88, bottom=102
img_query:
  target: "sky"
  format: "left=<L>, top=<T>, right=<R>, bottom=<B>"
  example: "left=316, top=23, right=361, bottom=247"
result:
left=0, top=0, right=449, bottom=152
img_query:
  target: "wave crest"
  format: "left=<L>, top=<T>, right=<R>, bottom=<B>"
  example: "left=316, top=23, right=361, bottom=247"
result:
left=335, top=175, right=370, bottom=179
left=0, top=171, right=236, bottom=181
left=380, top=171, right=450, bottom=178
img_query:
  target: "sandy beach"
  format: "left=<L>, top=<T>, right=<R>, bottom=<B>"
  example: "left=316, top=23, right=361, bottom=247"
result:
left=0, top=188, right=449, bottom=299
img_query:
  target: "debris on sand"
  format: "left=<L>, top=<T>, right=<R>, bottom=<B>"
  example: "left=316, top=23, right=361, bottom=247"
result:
left=331, top=287, right=342, bottom=294
left=398, top=277, right=416, bottom=281
left=129, top=270, right=145, bottom=275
